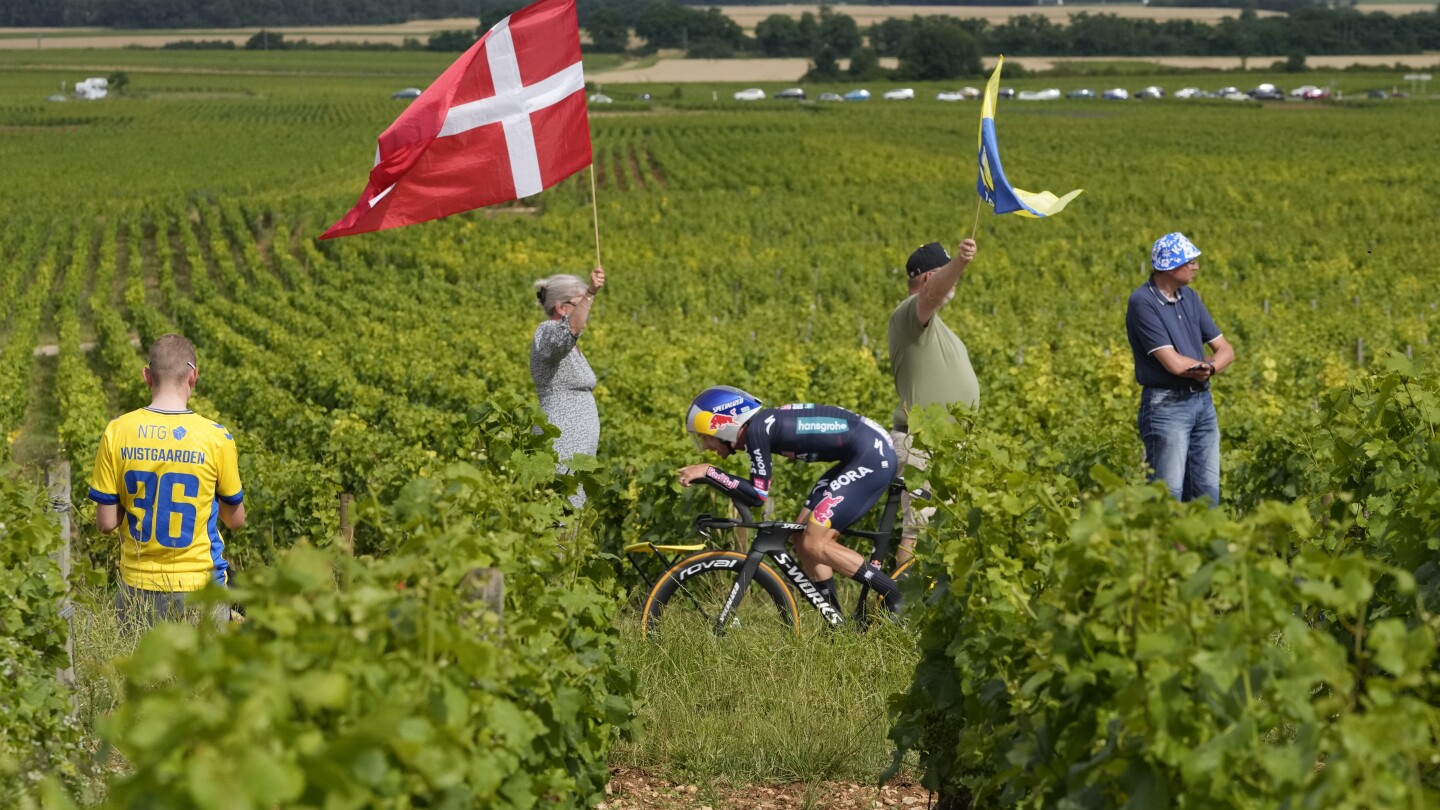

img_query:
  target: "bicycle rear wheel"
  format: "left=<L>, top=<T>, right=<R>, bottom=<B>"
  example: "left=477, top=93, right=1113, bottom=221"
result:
left=641, top=550, right=799, bottom=637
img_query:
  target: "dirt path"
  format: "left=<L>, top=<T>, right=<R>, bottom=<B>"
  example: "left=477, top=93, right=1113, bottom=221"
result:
left=601, top=769, right=933, bottom=810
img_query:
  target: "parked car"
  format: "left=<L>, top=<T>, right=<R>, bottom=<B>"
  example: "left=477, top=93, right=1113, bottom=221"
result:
left=636, top=92, right=652, bottom=102
left=734, top=88, right=766, bottom=101
left=1249, top=83, right=1284, bottom=100
left=1138, top=85, right=1164, bottom=99
left=958, top=86, right=981, bottom=99
left=1018, top=88, right=1060, bottom=101
left=1102, top=88, right=1129, bottom=100
left=843, top=89, right=871, bottom=101
left=1174, top=87, right=1200, bottom=99
left=1290, top=85, right=1319, bottom=99
left=1065, top=88, right=1096, bottom=99
left=936, top=90, right=969, bottom=102
left=883, top=88, right=915, bottom=101
left=391, top=87, right=422, bottom=100
left=1367, top=89, right=1388, bottom=99
left=775, top=87, right=805, bottom=101
left=997, top=87, right=1016, bottom=99
left=817, top=92, right=843, bottom=102
left=1302, top=87, right=1330, bottom=100
left=588, top=93, right=613, bottom=104
left=1216, top=86, right=1240, bottom=96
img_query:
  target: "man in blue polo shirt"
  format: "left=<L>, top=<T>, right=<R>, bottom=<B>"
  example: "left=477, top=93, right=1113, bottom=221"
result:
left=1125, top=232, right=1235, bottom=505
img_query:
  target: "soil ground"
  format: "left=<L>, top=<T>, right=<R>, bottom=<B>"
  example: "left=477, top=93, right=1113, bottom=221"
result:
left=600, top=768, right=934, bottom=810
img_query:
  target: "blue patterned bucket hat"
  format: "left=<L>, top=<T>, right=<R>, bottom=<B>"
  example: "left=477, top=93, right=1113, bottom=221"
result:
left=1151, top=232, right=1202, bottom=272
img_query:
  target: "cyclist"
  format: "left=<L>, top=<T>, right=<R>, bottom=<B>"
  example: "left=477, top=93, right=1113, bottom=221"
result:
left=677, top=386, right=903, bottom=614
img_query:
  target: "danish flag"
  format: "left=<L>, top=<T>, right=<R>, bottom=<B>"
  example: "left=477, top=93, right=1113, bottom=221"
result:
left=322, top=0, right=591, bottom=239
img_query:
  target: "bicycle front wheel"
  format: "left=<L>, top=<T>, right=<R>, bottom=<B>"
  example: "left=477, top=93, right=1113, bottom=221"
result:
left=641, top=550, right=799, bottom=638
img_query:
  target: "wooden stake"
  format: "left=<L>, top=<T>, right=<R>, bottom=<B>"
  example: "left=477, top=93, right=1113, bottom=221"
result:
left=589, top=163, right=602, bottom=268
left=338, top=493, right=354, bottom=556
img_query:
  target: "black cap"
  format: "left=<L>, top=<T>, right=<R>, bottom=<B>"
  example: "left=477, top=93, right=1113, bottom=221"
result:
left=906, top=242, right=950, bottom=278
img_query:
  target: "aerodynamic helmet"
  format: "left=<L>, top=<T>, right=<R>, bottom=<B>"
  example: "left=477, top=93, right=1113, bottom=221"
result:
left=685, top=386, right=763, bottom=450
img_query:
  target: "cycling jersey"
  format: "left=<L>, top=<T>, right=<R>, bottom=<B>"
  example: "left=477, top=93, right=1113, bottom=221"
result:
left=88, top=407, right=243, bottom=592
left=711, top=404, right=897, bottom=530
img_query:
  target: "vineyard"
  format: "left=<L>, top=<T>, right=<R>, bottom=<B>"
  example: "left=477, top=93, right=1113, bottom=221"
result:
left=3, top=50, right=1440, bottom=806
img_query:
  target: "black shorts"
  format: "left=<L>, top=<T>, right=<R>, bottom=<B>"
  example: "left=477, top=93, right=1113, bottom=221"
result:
left=803, top=434, right=898, bottom=530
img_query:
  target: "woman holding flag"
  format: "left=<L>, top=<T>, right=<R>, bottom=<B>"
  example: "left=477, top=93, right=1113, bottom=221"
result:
left=531, top=265, right=606, bottom=509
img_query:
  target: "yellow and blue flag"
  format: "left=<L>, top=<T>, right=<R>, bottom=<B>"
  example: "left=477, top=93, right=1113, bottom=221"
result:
left=977, top=55, right=1082, bottom=218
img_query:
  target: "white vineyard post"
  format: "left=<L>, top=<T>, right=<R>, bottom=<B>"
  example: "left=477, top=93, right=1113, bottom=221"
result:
left=338, top=493, right=354, bottom=556
left=47, top=462, right=77, bottom=697
left=461, top=567, right=505, bottom=639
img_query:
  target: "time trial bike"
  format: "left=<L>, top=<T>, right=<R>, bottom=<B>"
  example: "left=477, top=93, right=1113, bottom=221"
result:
left=627, top=475, right=919, bottom=637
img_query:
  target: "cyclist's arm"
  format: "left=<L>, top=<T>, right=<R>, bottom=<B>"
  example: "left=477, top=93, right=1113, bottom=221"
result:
left=679, top=464, right=766, bottom=508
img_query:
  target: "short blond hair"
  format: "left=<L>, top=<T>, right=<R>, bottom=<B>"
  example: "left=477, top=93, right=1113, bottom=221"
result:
left=147, top=334, right=196, bottom=385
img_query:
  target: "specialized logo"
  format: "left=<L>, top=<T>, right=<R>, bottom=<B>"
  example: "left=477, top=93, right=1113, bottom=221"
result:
left=705, top=467, right=741, bottom=490
left=828, top=466, right=873, bottom=491
left=708, top=413, right=737, bottom=431
left=764, top=414, right=776, bottom=434
left=172, top=427, right=187, bottom=441
left=776, top=553, right=843, bottom=626
left=812, top=492, right=845, bottom=526
left=796, top=417, right=848, bottom=435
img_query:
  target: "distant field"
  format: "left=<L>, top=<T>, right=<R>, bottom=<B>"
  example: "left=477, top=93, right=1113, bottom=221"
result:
left=594, top=53, right=1438, bottom=83
left=0, top=4, right=1433, bottom=50
left=0, top=18, right=486, bottom=49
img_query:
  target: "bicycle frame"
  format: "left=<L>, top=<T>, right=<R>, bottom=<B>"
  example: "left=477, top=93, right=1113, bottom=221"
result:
left=692, top=476, right=908, bottom=632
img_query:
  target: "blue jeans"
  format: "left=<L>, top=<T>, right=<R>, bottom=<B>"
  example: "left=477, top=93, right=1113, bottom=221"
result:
left=1137, top=387, right=1220, bottom=506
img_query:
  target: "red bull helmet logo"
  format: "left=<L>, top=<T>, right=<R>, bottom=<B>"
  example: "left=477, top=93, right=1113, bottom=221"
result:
left=708, top=413, right=737, bottom=431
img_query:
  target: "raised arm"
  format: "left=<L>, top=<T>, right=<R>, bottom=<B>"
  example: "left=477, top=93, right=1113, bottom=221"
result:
left=916, top=239, right=977, bottom=327
left=563, top=265, right=605, bottom=336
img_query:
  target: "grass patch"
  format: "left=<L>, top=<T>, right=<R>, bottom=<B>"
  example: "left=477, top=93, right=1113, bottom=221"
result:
left=611, top=611, right=920, bottom=789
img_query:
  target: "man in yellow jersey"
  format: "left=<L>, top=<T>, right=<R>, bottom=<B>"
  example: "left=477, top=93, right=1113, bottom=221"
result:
left=88, top=334, right=245, bottom=625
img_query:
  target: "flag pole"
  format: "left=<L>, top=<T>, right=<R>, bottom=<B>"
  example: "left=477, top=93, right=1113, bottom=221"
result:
left=589, top=163, right=602, bottom=268
left=970, top=197, right=983, bottom=240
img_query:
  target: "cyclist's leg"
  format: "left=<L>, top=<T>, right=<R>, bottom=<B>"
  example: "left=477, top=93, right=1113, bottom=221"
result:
left=796, top=466, right=844, bottom=610
left=796, top=465, right=843, bottom=579
left=795, top=445, right=903, bottom=611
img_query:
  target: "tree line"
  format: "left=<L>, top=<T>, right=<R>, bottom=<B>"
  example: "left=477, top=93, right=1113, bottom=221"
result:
left=7, top=0, right=1438, bottom=82
left=0, top=0, right=479, bottom=27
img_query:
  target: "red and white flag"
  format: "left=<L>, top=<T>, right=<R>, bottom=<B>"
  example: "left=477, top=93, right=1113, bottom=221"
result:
left=322, top=0, right=590, bottom=239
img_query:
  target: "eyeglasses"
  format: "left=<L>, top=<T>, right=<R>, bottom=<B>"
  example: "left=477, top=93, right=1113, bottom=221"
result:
left=187, top=362, right=198, bottom=371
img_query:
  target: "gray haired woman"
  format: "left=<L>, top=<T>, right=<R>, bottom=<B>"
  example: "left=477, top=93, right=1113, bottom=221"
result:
left=531, top=265, right=605, bottom=508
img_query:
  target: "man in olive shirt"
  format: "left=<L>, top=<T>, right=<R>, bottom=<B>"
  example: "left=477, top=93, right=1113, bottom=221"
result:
left=887, top=238, right=979, bottom=562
